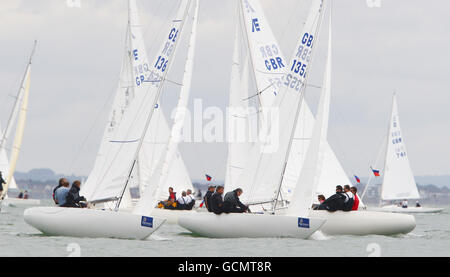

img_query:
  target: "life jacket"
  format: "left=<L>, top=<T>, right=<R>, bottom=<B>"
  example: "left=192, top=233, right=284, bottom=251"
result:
left=352, top=194, right=359, bottom=211
left=342, top=192, right=354, bottom=211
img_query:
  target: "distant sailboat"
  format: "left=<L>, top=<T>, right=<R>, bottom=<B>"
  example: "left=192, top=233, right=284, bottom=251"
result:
left=23, top=0, right=197, bottom=239
left=0, top=41, right=40, bottom=208
left=367, top=94, right=443, bottom=213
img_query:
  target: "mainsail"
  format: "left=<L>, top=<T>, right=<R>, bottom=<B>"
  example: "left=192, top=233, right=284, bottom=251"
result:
left=380, top=94, right=420, bottom=200
left=134, top=0, right=199, bottom=215
left=82, top=0, right=193, bottom=206
left=0, top=41, right=36, bottom=198
left=225, top=16, right=254, bottom=189
left=236, top=0, right=350, bottom=206
left=288, top=10, right=332, bottom=216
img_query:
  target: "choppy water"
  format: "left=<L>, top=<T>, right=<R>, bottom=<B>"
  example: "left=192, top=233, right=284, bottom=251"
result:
left=1, top=200, right=449, bottom=257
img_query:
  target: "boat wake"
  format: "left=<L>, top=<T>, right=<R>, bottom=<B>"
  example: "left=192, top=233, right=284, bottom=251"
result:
left=149, top=234, right=172, bottom=241
left=309, top=230, right=331, bottom=241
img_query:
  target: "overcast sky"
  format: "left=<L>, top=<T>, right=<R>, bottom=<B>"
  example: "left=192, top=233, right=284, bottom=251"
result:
left=0, top=0, right=449, bottom=182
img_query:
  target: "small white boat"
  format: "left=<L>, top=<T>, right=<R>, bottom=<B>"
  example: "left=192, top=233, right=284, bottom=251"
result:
left=178, top=212, right=325, bottom=238
left=370, top=205, right=444, bottom=214
left=309, top=210, right=416, bottom=236
left=0, top=41, right=41, bottom=208
left=2, top=198, right=40, bottom=207
left=361, top=94, right=444, bottom=214
left=24, top=207, right=164, bottom=240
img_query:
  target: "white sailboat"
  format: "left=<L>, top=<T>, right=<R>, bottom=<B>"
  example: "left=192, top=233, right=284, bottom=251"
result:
left=178, top=0, right=331, bottom=238
left=368, top=94, right=443, bottom=214
left=24, top=0, right=197, bottom=239
left=81, top=0, right=193, bottom=209
left=142, top=0, right=200, bottom=223
left=286, top=11, right=415, bottom=236
left=0, top=41, right=40, bottom=208
left=180, top=0, right=415, bottom=237
left=232, top=0, right=352, bottom=209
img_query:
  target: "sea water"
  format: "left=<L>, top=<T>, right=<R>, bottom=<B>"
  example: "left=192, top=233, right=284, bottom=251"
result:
left=1, top=200, right=449, bottom=257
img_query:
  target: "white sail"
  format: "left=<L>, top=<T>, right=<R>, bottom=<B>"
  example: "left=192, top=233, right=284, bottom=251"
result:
left=381, top=94, right=420, bottom=200
left=137, top=106, right=193, bottom=200
left=0, top=41, right=36, bottom=198
left=4, top=58, right=31, bottom=196
left=82, top=0, right=192, bottom=205
left=225, top=19, right=253, bottom=189
left=134, top=0, right=199, bottom=215
left=237, top=0, right=350, bottom=205
left=82, top=0, right=193, bottom=207
left=0, top=123, right=17, bottom=191
left=288, top=11, right=332, bottom=216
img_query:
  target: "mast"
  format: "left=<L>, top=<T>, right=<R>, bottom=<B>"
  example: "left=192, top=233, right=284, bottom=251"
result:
left=238, top=0, right=266, bottom=128
left=0, top=40, right=37, bottom=151
left=287, top=4, right=332, bottom=216
left=0, top=41, right=37, bottom=199
left=378, top=94, right=395, bottom=206
left=133, top=0, right=200, bottom=215
left=272, top=0, right=326, bottom=212
left=115, top=0, right=193, bottom=211
left=360, top=137, right=386, bottom=201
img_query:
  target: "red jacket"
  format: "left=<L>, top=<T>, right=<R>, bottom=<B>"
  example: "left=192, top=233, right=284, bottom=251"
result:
left=352, top=194, right=360, bottom=211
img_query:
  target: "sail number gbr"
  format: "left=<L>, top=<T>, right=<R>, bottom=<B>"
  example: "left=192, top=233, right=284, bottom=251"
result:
left=284, top=32, right=314, bottom=91
left=153, top=27, right=179, bottom=75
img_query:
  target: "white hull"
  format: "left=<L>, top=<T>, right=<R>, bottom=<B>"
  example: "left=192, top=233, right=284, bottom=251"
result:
left=178, top=212, right=325, bottom=238
left=309, top=210, right=416, bottom=236
left=150, top=208, right=203, bottom=224
left=370, top=205, right=444, bottom=214
left=24, top=207, right=165, bottom=240
left=2, top=198, right=41, bottom=207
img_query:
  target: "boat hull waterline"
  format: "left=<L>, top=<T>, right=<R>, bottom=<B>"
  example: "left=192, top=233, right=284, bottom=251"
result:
left=2, top=198, right=41, bottom=207
left=369, top=205, right=444, bottom=214
left=23, top=207, right=165, bottom=240
left=178, top=212, right=326, bottom=238
left=309, top=210, right=416, bottom=236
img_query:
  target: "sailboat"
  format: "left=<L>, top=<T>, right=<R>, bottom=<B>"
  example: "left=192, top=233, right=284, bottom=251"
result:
left=23, top=0, right=198, bottom=239
left=81, top=0, right=193, bottom=211
left=0, top=41, right=40, bottom=208
left=180, top=0, right=415, bottom=237
left=367, top=94, right=443, bottom=214
left=177, top=0, right=333, bottom=239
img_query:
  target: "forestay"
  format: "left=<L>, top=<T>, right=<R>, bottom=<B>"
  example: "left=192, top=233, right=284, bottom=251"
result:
left=0, top=41, right=36, bottom=198
left=381, top=94, right=420, bottom=200
left=288, top=11, right=332, bottom=217
left=134, top=0, right=199, bottom=215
